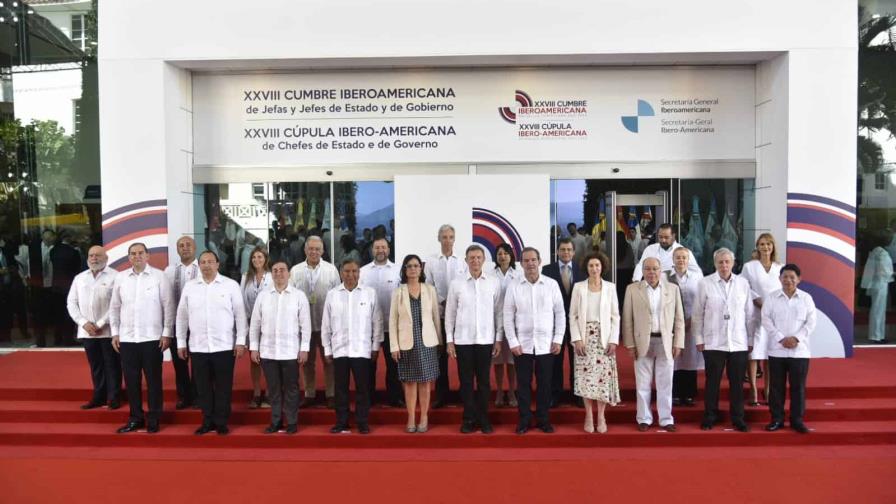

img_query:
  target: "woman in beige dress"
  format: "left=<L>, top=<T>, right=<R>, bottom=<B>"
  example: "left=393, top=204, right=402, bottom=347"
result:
left=570, top=252, right=621, bottom=433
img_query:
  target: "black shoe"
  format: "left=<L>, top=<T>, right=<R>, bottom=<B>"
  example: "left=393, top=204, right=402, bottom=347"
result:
left=791, top=423, right=810, bottom=434
left=330, top=423, right=349, bottom=433
left=264, top=423, right=283, bottom=434
left=286, top=424, right=298, bottom=435
left=733, top=422, right=749, bottom=432
left=108, top=399, right=121, bottom=410
left=574, top=397, right=585, bottom=408
left=637, top=423, right=651, bottom=432
left=358, top=424, right=370, bottom=434
left=387, top=400, right=405, bottom=408
left=765, top=421, right=785, bottom=432
left=537, top=422, right=555, bottom=433
left=549, top=399, right=558, bottom=409
left=175, top=400, right=189, bottom=410
left=431, top=399, right=445, bottom=409
left=216, top=425, right=230, bottom=435
left=480, top=423, right=494, bottom=434
left=147, top=422, right=160, bottom=433
left=700, top=421, right=714, bottom=431
left=672, top=397, right=681, bottom=407
left=682, top=398, right=695, bottom=407
left=873, top=339, right=890, bottom=344
left=460, top=422, right=475, bottom=434
left=81, top=400, right=105, bottom=410
left=195, top=423, right=215, bottom=435
left=661, top=424, right=677, bottom=432
left=515, top=422, right=529, bottom=435
left=116, top=421, right=144, bottom=433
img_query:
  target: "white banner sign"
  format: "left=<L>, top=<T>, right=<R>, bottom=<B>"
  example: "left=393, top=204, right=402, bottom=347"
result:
left=193, top=67, right=755, bottom=166
left=394, top=174, right=550, bottom=266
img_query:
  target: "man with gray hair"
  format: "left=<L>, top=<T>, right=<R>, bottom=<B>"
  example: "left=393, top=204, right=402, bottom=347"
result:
left=290, top=235, right=341, bottom=408
left=425, top=224, right=468, bottom=407
left=692, top=247, right=755, bottom=432
left=66, top=245, right=121, bottom=410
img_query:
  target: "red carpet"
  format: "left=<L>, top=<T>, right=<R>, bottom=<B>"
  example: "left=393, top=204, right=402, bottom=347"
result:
left=0, top=348, right=894, bottom=502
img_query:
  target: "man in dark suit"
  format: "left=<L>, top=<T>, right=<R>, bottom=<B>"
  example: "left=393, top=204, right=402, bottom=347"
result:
left=28, top=229, right=57, bottom=347
left=541, top=238, right=585, bottom=407
left=50, top=230, right=84, bottom=346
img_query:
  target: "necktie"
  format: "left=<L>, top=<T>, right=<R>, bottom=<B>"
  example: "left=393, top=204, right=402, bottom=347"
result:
left=561, top=264, right=571, bottom=293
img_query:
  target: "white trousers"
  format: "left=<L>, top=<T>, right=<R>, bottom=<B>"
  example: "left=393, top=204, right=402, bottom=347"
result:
left=634, top=338, right=675, bottom=426
left=868, top=285, right=888, bottom=342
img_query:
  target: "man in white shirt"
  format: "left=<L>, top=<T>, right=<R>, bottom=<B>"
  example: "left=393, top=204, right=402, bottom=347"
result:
left=504, top=247, right=565, bottom=434
left=692, top=247, right=755, bottom=432
left=322, top=258, right=383, bottom=434
left=445, top=245, right=503, bottom=434
left=622, top=257, right=685, bottom=432
left=109, top=242, right=175, bottom=434
left=66, top=245, right=121, bottom=410
left=250, top=259, right=312, bottom=434
left=164, top=236, right=198, bottom=409
left=176, top=251, right=247, bottom=435
left=290, top=235, right=341, bottom=408
left=632, top=223, right=702, bottom=282
left=425, top=224, right=468, bottom=408
left=763, top=264, right=817, bottom=434
left=359, top=237, right=403, bottom=407
left=541, top=238, right=585, bottom=407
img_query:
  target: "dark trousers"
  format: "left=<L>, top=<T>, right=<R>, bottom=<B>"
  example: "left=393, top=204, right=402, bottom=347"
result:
left=82, top=338, right=121, bottom=403
left=768, top=357, right=810, bottom=425
left=170, top=336, right=195, bottom=404
left=50, top=290, right=75, bottom=346
left=191, top=351, right=235, bottom=427
left=551, top=329, right=574, bottom=404
left=436, top=319, right=450, bottom=401
left=515, top=352, right=554, bottom=425
left=31, top=287, right=52, bottom=347
left=369, top=332, right=402, bottom=404
left=120, top=341, right=163, bottom=424
left=673, top=370, right=698, bottom=400
left=456, top=344, right=493, bottom=426
left=334, top=357, right=371, bottom=426
left=702, top=350, right=748, bottom=425
left=261, top=359, right=300, bottom=426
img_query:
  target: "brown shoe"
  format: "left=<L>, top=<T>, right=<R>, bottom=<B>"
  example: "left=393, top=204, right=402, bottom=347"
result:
left=661, top=424, right=677, bottom=432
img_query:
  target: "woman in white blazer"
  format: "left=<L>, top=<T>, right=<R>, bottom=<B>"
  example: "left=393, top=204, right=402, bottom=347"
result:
left=569, top=252, right=621, bottom=433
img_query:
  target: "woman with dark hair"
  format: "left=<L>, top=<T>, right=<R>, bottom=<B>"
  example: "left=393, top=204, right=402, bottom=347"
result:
left=490, top=243, right=519, bottom=407
left=569, top=251, right=620, bottom=433
left=389, top=254, right=442, bottom=433
left=241, top=245, right=273, bottom=408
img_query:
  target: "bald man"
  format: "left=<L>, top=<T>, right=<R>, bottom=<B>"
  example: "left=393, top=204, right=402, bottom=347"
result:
left=164, top=236, right=199, bottom=409
left=67, top=246, right=121, bottom=409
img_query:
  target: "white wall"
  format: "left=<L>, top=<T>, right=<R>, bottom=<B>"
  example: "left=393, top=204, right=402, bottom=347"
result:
left=97, top=0, right=857, bottom=306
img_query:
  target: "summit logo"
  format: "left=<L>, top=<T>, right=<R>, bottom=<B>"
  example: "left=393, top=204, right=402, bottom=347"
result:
left=621, top=99, right=655, bottom=133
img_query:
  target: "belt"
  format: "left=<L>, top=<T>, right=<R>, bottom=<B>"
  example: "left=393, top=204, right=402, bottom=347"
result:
left=650, top=332, right=662, bottom=338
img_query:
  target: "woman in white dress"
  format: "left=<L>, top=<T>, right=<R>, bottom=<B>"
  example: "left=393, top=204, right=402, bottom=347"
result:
left=490, top=243, right=519, bottom=408
left=241, top=246, right=273, bottom=408
left=740, top=233, right=782, bottom=406
left=666, top=247, right=703, bottom=406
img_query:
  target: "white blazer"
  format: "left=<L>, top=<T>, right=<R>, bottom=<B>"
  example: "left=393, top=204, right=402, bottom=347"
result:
left=568, top=279, right=620, bottom=349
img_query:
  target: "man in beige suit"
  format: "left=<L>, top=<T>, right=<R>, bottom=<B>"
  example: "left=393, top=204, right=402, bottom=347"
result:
left=622, top=257, right=684, bottom=432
